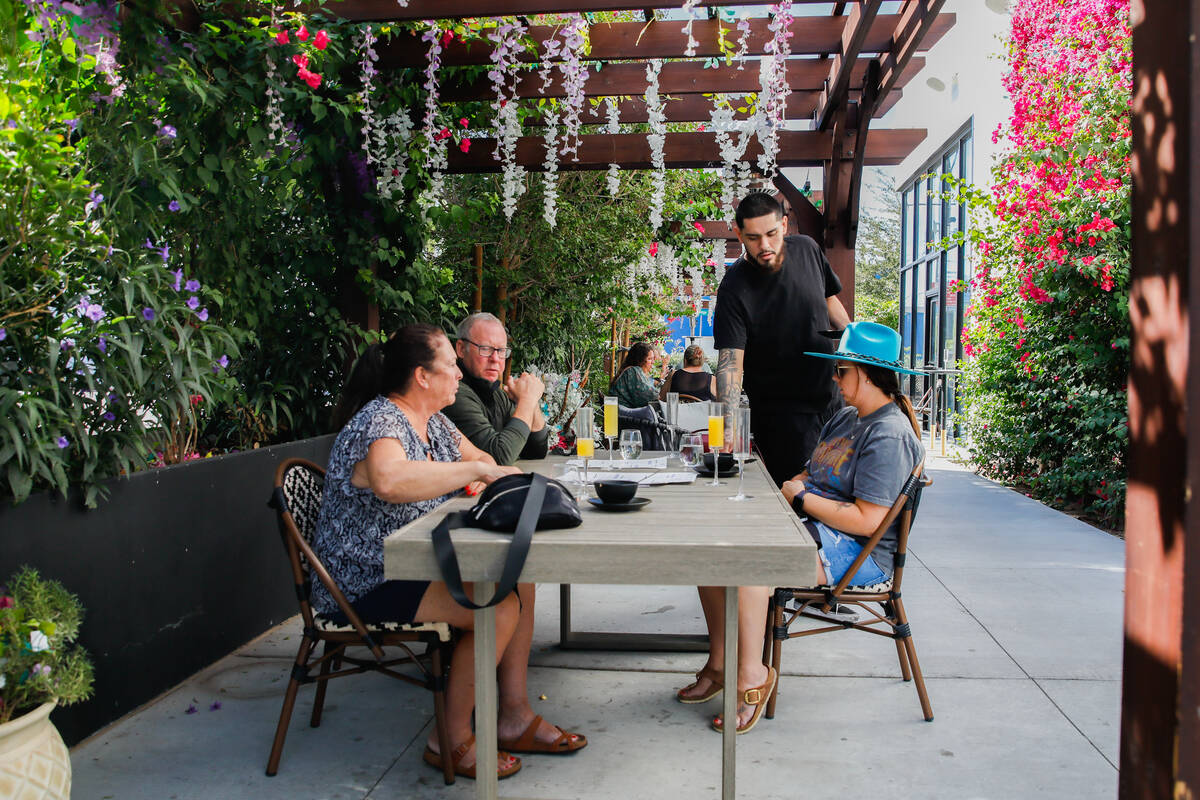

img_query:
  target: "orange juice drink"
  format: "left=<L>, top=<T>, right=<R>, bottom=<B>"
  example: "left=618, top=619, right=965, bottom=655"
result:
left=603, top=403, right=618, bottom=437
left=576, top=437, right=595, bottom=458
left=708, top=416, right=724, bottom=450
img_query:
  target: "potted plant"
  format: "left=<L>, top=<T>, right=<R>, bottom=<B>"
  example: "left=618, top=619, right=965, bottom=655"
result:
left=0, top=567, right=94, bottom=799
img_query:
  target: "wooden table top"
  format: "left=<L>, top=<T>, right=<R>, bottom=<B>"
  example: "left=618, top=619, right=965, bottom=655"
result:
left=383, top=453, right=819, bottom=588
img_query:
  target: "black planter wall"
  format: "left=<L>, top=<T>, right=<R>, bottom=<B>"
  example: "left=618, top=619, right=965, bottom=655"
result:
left=0, top=435, right=335, bottom=745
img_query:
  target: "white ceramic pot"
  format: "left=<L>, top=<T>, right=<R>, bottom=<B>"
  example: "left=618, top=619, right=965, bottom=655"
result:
left=0, top=702, right=71, bottom=800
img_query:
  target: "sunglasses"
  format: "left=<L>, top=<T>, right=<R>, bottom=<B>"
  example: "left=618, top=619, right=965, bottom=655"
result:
left=833, top=364, right=855, bottom=378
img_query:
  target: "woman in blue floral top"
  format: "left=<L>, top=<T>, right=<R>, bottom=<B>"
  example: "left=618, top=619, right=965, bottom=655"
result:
left=314, top=324, right=586, bottom=780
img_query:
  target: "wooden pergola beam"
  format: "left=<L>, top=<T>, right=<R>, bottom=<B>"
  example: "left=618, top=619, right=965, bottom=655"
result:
left=439, top=55, right=923, bottom=102
left=443, top=128, right=925, bottom=172
left=814, top=0, right=883, bottom=131
left=298, top=0, right=831, bottom=21
left=373, top=15, right=955, bottom=68
left=876, top=0, right=949, bottom=108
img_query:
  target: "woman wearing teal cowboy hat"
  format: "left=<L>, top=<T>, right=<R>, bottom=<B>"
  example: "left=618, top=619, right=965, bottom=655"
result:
left=679, top=321, right=924, bottom=736
left=780, top=320, right=925, bottom=589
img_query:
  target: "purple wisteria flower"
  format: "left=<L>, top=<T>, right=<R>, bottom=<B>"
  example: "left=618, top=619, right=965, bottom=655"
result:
left=56, top=436, right=69, bottom=449
left=172, top=269, right=183, bottom=292
left=142, top=307, right=156, bottom=322
left=196, top=308, right=209, bottom=322
left=168, top=200, right=180, bottom=212
left=184, top=279, right=200, bottom=292
left=102, top=411, right=115, bottom=422
left=186, top=296, right=199, bottom=310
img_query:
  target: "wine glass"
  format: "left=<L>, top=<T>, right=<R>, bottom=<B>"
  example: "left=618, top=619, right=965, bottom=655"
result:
left=728, top=406, right=753, bottom=501
left=679, top=433, right=704, bottom=468
left=574, top=408, right=595, bottom=499
left=664, top=392, right=680, bottom=464
left=603, top=396, right=619, bottom=460
left=706, top=401, right=725, bottom=486
left=620, top=429, right=643, bottom=460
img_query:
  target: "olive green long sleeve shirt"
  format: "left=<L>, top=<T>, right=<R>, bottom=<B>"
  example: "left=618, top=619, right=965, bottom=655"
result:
left=443, top=370, right=550, bottom=466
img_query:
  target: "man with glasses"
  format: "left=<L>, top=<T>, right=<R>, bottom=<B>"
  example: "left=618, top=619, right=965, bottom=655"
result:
left=444, top=312, right=549, bottom=466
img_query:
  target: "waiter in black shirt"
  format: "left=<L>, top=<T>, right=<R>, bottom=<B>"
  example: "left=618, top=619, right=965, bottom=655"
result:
left=713, top=192, right=850, bottom=486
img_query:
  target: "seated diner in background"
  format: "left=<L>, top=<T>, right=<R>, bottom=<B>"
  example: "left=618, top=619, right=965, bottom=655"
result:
left=312, top=324, right=586, bottom=781
left=610, top=341, right=661, bottom=409
left=443, top=312, right=549, bottom=466
left=659, top=344, right=715, bottom=402
left=676, top=321, right=923, bottom=735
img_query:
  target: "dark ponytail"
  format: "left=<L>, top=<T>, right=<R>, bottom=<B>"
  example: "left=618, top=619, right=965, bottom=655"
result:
left=331, top=323, right=445, bottom=430
left=861, top=364, right=921, bottom=438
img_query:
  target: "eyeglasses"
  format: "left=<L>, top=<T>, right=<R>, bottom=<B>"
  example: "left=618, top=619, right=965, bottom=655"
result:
left=462, top=338, right=512, bottom=359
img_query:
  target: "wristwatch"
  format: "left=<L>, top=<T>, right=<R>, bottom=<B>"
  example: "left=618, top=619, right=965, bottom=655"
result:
left=791, top=485, right=809, bottom=515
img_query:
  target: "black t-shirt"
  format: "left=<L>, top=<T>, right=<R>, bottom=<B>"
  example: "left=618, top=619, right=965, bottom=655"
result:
left=713, top=234, right=842, bottom=413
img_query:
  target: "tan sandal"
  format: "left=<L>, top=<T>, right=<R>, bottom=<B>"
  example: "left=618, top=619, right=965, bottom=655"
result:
left=422, top=735, right=522, bottom=779
left=710, top=666, right=776, bottom=735
left=497, top=714, right=587, bottom=754
left=677, top=665, right=724, bottom=704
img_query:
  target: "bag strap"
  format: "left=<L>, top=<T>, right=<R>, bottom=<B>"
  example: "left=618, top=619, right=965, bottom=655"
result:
left=431, top=472, right=549, bottom=610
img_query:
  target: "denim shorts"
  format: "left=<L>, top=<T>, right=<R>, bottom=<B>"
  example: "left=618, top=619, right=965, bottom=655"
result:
left=803, top=520, right=888, bottom=586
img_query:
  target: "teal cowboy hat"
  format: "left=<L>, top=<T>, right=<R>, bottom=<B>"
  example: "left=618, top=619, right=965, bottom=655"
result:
left=805, top=321, right=924, bottom=376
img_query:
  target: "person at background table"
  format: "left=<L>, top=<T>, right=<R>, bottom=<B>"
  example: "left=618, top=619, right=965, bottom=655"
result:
left=443, top=312, right=549, bottom=467
left=610, top=341, right=661, bottom=408
left=659, top=343, right=715, bottom=402
left=780, top=321, right=925, bottom=587
left=713, top=192, right=851, bottom=486
left=313, top=324, right=585, bottom=781
left=677, top=322, right=921, bottom=736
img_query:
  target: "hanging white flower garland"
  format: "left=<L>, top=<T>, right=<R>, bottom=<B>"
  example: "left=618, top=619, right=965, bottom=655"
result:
left=605, top=97, right=621, bottom=196
left=558, top=14, right=589, bottom=161
left=418, top=22, right=446, bottom=209
left=264, top=48, right=285, bottom=145
left=488, top=20, right=529, bottom=220
left=734, top=14, right=751, bottom=69
left=357, top=27, right=384, bottom=167
left=711, top=239, right=727, bottom=287
left=710, top=95, right=754, bottom=224
left=756, top=1, right=794, bottom=178
left=680, top=0, right=701, bottom=57
left=537, top=32, right=562, bottom=228
left=644, top=59, right=666, bottom=232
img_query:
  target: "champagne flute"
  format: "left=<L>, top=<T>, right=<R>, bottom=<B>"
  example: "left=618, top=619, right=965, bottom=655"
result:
left=574, top=408, right=595, bottom=498
left=620, top=429, right=642, bottom=460
left=706, top=401, right=725, bottom=486
left=665, top=392, right=680, bottom=464
left=728, top=406, right=753, bottom=501
left=603, top=396, right=619, bottom=461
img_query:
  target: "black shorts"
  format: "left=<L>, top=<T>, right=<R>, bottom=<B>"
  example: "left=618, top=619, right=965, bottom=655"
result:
left=325, top=579, right=430, bottom=626
left=750, top=397, right=843, bottom=486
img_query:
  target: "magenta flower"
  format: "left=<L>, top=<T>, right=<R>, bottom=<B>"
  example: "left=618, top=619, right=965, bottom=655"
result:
left=313, top=30, right=330, bottom=50
left=275, top=30, right=288, bottom=45
left=297, top=25, right=309, bottom=42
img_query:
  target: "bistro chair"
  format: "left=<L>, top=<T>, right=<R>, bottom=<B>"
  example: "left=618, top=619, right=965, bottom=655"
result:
left=266, top=458, right=457, bottom=783
left=764, top=462, right=934, bottom=722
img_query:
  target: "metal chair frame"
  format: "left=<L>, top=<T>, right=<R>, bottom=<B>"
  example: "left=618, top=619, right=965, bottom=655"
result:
left=266, top=458, right=457, bottom=783
left=764, top=461, right=935, bottom=722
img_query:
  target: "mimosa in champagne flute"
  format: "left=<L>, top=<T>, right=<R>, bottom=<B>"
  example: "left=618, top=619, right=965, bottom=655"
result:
left=707, top=401, right=724, bottom=487
left=574, top=408, right=595, bottom=498
left=603, top=396, right=619, bottom=460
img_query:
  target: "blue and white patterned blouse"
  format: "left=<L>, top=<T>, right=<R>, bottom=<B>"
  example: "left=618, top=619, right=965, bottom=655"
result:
left=310, top=396, right=462, bottom=616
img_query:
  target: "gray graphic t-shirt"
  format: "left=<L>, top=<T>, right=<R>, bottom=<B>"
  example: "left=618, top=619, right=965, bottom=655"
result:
left=805, top=403, right=924, bottom=576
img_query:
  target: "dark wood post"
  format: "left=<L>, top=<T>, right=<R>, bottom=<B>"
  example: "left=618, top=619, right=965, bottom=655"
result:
left=1121, top=2, right=1199, bottom=798
left=472, top=243, right=484, bottom=312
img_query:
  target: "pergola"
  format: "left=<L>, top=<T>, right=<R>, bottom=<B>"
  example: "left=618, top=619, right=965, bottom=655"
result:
left=263, top=0, right=955, bottom=317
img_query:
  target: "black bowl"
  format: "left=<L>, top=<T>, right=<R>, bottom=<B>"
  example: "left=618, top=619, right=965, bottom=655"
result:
left=702, top=452, right=735, bottom=472
left=594, top=479, right=638, bottom=505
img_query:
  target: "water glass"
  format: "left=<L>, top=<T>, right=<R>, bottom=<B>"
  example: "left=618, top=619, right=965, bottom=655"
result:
left=619, top=429, right=643, bottom=460
left=664, top=392, right=680, bottom=463
left=679, top=433, right=704, bottom=468
left=728, top=406, right=753, bottom=502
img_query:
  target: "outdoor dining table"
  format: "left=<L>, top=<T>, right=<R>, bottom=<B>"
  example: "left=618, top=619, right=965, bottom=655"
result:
left=383, top=452, right=818, bottom=800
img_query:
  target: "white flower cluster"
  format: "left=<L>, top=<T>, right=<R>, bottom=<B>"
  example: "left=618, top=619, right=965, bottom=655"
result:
left=656, top=243, right=679, bottom=290
left=644, top=59, right=666, bottom=232
left=419, top=23, right=446, bottom=210
left=489, top=20, right=529, bottom=220
left=531, top=368, right=588, bottom=429
left=711, top=239, right=727, bottom=286
left=710, top=96, right=753, bottom=223
left=558, top=15, right=590, bottom=161
left=680, top=0, right=701, bottom=57
left=605, top=97, right=621, bottom=196
left=264, top=49, right=285, bottom=144
left=541, top=110, right=560, bottom=227
left=357, top=27, right=382, bottom=163
left=687, top=244, right=705, bottom=297
left=376, top=109, right=416, bottom=199
left=757, top=1, right=794, bottom=177
left=734, top=15, right=752, bottom=69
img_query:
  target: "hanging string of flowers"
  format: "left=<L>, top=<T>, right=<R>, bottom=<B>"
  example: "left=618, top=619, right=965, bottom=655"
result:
left=488, top=19, right=529, bottom=220
left=756, top=1, right=795, bottom=177
left=681, top=0, right=701, bottom=57
left=605, top=97, right=621, bottom=196
left=537, top=33, right=562, bottom=227
left=734, top=14, right=752, bottom=69
left=710, top=95, right=753, bottom=223
left=419, top=22, right=447, bottom=208
left=357, top=27, right=385, bottom=167
left=645, top=59, right=667, bottom=232
left=711, top=239, right=727, bottom=286
left=558, top=15, right=590, bottom=160
left=264, top=47, right=286, bottom=145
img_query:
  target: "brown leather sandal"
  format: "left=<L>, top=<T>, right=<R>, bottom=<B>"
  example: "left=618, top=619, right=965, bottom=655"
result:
left=497, top=714, right=587, bottom=754
left=422, top=735, right=522, bottom=779
left=710, top=666, right=777, bottom=735
left=677, top=664, right=724, bottom=704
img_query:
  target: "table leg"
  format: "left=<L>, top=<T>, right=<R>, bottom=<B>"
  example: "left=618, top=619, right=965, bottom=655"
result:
left=722, top=586, right=738, bottom=800
left=474, top=582, right=498, bottom=800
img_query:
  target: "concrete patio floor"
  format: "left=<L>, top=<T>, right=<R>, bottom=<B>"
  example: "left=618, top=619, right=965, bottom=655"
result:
left=71, top=456, right=1123, bottom=799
